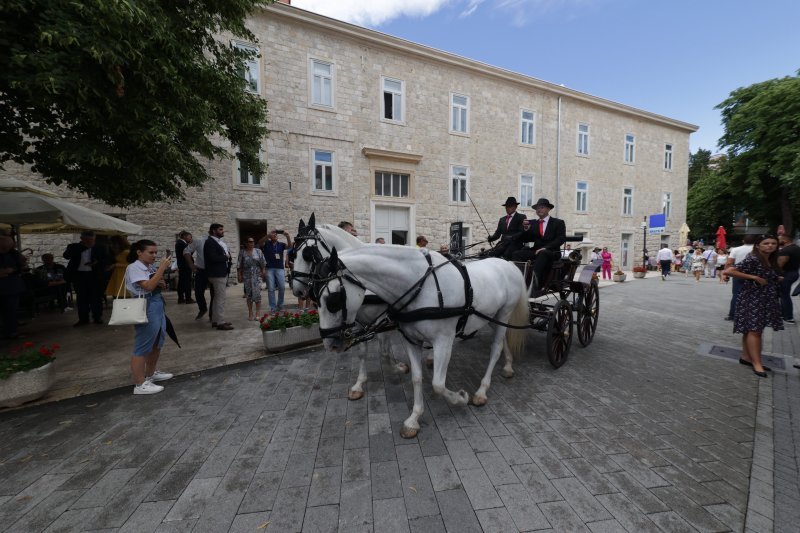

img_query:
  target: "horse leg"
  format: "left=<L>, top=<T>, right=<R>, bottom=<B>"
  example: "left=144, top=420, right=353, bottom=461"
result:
left=400, top=343, right=425, bottom=439
left=348, top=343, right=368, bottom=401
left=500, top=337, right=514, bottom=379
left=431, top=337, right=469, bottom=406
left=472, top=326, right=508, bottom=406
left=384, top=332, right=409, bottom=374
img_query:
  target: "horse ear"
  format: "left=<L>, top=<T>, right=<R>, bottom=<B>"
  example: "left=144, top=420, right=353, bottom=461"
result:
left=330, top=246, right=338, bottom=263
left=308, top=213, right=316, bottom=228
left=298, top=219, right=305, bottom=231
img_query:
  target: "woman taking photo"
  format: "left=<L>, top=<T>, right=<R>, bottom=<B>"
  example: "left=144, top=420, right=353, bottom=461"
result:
left=237, top=237, right=267, bottom=320
left=125, top=239, right=174, bottom=394
left=723, top=234, right=783, bottom=377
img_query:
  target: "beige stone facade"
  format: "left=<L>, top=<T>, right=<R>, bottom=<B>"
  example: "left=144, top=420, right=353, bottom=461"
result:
left=5, top=3, right=696, bottom=270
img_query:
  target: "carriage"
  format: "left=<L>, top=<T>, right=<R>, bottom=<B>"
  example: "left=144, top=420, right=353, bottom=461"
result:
left=508, top=235, right=600, bottom=369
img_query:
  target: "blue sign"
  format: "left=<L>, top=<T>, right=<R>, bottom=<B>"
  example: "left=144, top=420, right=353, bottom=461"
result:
left=648, top=213, right=666, bottom=235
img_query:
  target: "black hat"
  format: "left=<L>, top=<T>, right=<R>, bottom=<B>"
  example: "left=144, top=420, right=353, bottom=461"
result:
left=532, top=197, right=555, bottom=209
left=501, top=196, right=520, bottom=207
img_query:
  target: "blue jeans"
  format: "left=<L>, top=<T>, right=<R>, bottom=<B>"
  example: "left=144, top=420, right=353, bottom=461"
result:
left=728, top=277, right=744, bottom=319
left=780, top=269, right=798, bottom=320
left=266, top=268, right=285, bottom=311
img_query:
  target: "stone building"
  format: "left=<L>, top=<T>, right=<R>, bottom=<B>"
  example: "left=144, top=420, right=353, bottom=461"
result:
left=6, top=2, right=697, bottom=271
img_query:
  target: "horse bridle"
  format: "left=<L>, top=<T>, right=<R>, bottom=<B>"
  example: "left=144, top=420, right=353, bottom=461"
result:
left=290, top=229, right=329, bottom=298
left=314, top=255, right=366, bottom=340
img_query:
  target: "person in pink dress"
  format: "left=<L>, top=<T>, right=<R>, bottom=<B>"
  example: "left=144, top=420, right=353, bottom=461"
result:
left=600, top=247, right=613, bottom=280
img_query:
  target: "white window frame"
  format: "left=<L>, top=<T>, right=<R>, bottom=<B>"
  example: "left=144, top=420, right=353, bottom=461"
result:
left=232, top=41, right=260, bottom=95
left=236, top=150, right=264, bottom=187
left=520, top=109, right=536, bottom=146
left=662, top=191, right=672, bottom=219
left=450, top=93, right=469, bottom=135
left=310, top=148, right=336, bottom=195
left=577, top=123, right=590, bottom=156
left=624, top=133, right=636, bottom=164
left=664, top=143, right=673, bottom=171
left=450, top=165, right=469, bottom=204
left=374, top=171, right=410, bottom=199
left=381, top=76, right=405, bottom=124
left=622, top=187, right=633, bottom=216
left=576, top=181, right=588, bottom=213
left=519, top=174, right=534, bottom=208
left=309, top=58, right=335, bottom=109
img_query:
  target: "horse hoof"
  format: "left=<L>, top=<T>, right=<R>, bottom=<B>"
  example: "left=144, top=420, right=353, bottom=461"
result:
left=395, top=363, right=410, bottom=374
left=501, top=369, right=514, bottom=379
left=399, top=425, right=418, bottom=439
left=471, top=395, right=487, bottom=407
left=458, top=390, right=470, bottom=405
left=348, top=390, right=364, bottom=401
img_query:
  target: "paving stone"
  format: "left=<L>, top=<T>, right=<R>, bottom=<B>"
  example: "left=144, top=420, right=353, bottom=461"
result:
left=339, top=480, right=372, bottom=532
left=424, top=455, right=462, bottom=492
left=371, top=460, right=402, bottom=500
left=475, top=506, right=519, bottom=532
left=408, top=514, right=446, bottom=533
left=552, top=477, right=612, bottom=522
left=604, top=472, right=668, bottom=514
left=117, top=500, right=175, bottom=533
left=511, top=463, right=562, bottom=503
left=495, top=483, right=551, bottom=531
left=342, top=447, right=370, bottom=483
left=435, top=488, right=482, bottom=533
left=650, top=485, right=728, bottom=532
left=301, top=504, right=339, bottom=533
left=308, top=466, right=342, bottom=507
left=652, top=465, right=724, bottom=506
left=476, top=451, right=519, bottom=486
left=704, top=502, right=745, bottom=532
left=444, top=439, right=481, bottom=471
left=458, top=467, right=504, bottom=510
left=595, top=492, right=660, bottom=533
left=4, top=489, right=83, bottom=533
left=145, top=462, right=202, bottom=502
left=538, top=500, right=591, bottom=532
left=89, top=482, right=156, bottom=529
left=163, top=477, right=220, bottom=522
left=267, top=485, right=309, bottom=532
left=0, top=473, right=73, bottom=521
left=606, top=453, right=668, bottom=489
left=239, top=470, right=282, bottom=514
left=41, top=506, right=102, bottom=533
left=373, top=497, right=411, bottom=533
left=280, top=452, right=316, bottom=489
left=647, top=510, right=697, bottom=532
left=71, top=467, right=139, bottom=509
left=228, top=512, right=271, bottom=533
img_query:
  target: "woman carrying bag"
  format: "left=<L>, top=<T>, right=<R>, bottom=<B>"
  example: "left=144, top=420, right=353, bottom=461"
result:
left=125, top=239, right=174, bottom=395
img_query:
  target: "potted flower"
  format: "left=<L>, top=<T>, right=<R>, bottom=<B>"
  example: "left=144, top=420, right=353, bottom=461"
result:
left=612, top=269, right=626, bottom=282
left=632, top=265, right=648, bottom=279
left=259, top=309, right=321, bottom=353
left=1, top=342, right=60, bottom=408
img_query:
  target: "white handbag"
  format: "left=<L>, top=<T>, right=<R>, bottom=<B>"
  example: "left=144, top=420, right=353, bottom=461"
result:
left=108, top=277, right=149, bottom=326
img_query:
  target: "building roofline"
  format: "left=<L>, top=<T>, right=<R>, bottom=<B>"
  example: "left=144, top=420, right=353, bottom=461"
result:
left=263, top=3, right=699, bottom=134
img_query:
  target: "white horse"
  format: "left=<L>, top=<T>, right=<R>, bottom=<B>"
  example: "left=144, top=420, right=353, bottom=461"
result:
left=315, top=245, right=528, bottom=438
left=290, top=217, right=407, bottom=400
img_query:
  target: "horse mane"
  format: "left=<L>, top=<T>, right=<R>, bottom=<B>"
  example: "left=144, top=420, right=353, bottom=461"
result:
left=317, top=223, right=365, bottom=250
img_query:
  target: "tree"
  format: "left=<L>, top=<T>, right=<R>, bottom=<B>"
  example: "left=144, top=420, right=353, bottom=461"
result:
left=0, top=0, right=270, bottom=207
left=716, top=72, right=800, bottom=234
left=686, top=154, right=739, bottom=241
left=687, top=148, right=712, bottom=189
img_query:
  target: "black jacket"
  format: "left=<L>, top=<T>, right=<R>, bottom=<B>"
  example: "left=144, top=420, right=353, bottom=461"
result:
left=63, top=243, right=111, bottom=282
left=517, top=217, right=567, bottom=252
left=175, top=239, right=190, bottom=269
left=204, top=237, right=230, bottom=278
left=489, top=212, right=527, bottom=242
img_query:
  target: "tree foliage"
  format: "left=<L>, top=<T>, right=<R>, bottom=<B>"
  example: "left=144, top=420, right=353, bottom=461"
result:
left=716, top=72, right=800, bottom=233
left=686, top=153, right=739, bottom=242
left=0, top=0, right=270, bottom=207
left=687, top=148, right=712, bottom=190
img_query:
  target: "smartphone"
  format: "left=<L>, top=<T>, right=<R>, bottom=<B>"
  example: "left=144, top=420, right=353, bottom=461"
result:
left=165, top=249, right=173, bottom=259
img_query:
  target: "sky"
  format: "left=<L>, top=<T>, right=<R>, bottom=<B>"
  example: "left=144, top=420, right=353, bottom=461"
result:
left=292, top=0, right=800, bottom=155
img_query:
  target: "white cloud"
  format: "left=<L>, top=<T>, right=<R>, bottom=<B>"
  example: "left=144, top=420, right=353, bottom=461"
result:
left=459, top=0, right=484, bottom=18
left=292, top=0, right=451, bottom=27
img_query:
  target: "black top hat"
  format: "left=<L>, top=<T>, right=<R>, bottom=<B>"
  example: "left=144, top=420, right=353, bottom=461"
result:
left=501, top=196, right=520, bottom=207
left=532, top=197, right=555, bottom=209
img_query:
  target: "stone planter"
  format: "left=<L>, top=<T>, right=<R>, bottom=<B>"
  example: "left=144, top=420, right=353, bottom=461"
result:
left=0, top=362, right=55, bottom=408
left=262, top=324, right=320, bottom=353
left=633, top=271, right=646, bottom=279
left=613, top=273, right=626, bottom=282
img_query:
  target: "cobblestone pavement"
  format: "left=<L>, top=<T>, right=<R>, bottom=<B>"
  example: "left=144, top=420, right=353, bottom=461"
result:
left=0, top=273, right=797, bottom=532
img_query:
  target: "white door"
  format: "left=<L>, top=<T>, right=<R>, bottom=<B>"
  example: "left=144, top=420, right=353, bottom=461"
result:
left=620, top=233, right=632, bottom=269
left=375, top=206, right=410, bottom=245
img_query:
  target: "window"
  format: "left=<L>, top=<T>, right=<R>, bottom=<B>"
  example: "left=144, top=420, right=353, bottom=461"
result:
left=664, top=143, right=673, bottom=171
left=520, top=109, right=535, bottom=145
left=662, top=192, right=672, bottom=219
left=451, top=165, right=469, bottom=203
left=576, top=181, right=588, bottom=212
left=451, top=93, right=469, bottom=134
left=374, top=171, right=409, bottom=198
left=624, top=133, right=635, bottom=163
left=577, top=123, right=590, bottom=155
left=382, top=76, right=404, bottom=122
left=519, top=174, right=534, bottom=208
left=622, top=187, right=633, bottom=216
left=233, top=42, right=260, bottom=94
left=237, top=152, right=261, bottom=186
left=312, top=150, right=334, bottom=192
left=311, top=59, right=333, bottom=107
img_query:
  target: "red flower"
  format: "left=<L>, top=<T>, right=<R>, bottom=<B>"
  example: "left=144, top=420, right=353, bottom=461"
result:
left=39, top=347, right=51, bottom=357
left=23, top=342, right=34, bottom=348
left=52, top=343, right=60, bottom=350
left=308, top=309, right=317, bottom=315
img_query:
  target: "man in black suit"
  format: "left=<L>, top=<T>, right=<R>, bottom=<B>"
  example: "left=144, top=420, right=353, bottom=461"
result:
left=488, top=196, right=527, bottom=259
left=175, top=231, right=195, bottom=304
left=63, top=230, right=112, bottom=326
left=204, top=223, right=234, bottom=330
left=512, top=198, right=567, bottom=290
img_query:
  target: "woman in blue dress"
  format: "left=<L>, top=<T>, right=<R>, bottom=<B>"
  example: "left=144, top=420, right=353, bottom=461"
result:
left=237, top=237, right=267, bottom=320
left=125, top=239, right=174, bottom=394
left=723, top=234, right=783, bottom=377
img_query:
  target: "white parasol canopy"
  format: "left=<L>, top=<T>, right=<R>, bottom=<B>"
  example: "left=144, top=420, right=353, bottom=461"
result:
left=0, top=178, right=141, bottom=235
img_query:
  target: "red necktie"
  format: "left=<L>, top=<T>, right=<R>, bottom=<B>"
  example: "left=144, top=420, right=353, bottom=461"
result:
left=539, top=219, right=544, bottom=236
left=506, top=215, right=512, bottom=229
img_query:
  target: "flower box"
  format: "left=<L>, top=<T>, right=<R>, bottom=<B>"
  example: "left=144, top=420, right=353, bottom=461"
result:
left=0, top=362, right=55, bottom=408
left=613, top=273, right=626, bottom=282
left=262, top=324, right=320, bottom=353
left=633, top=271, right=646, bottom=279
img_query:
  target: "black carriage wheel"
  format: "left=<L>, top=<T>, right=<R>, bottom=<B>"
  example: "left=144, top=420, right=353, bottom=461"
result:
left=547, top=300, right=573, bottom=368
left=577, top=280, right=600, bottom=347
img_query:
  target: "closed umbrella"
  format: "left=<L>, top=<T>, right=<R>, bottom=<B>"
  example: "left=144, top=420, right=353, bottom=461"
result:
left=715, top=226, right=727, bottom=250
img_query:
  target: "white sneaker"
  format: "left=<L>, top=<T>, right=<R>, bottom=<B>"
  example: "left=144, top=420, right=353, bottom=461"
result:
left=133, top=381, right=164, bottom=395
left=149, top=370, right=174, bottom=382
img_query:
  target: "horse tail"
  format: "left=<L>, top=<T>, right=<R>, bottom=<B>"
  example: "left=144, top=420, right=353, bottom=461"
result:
left=505, top=275, right=528, bottom=359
